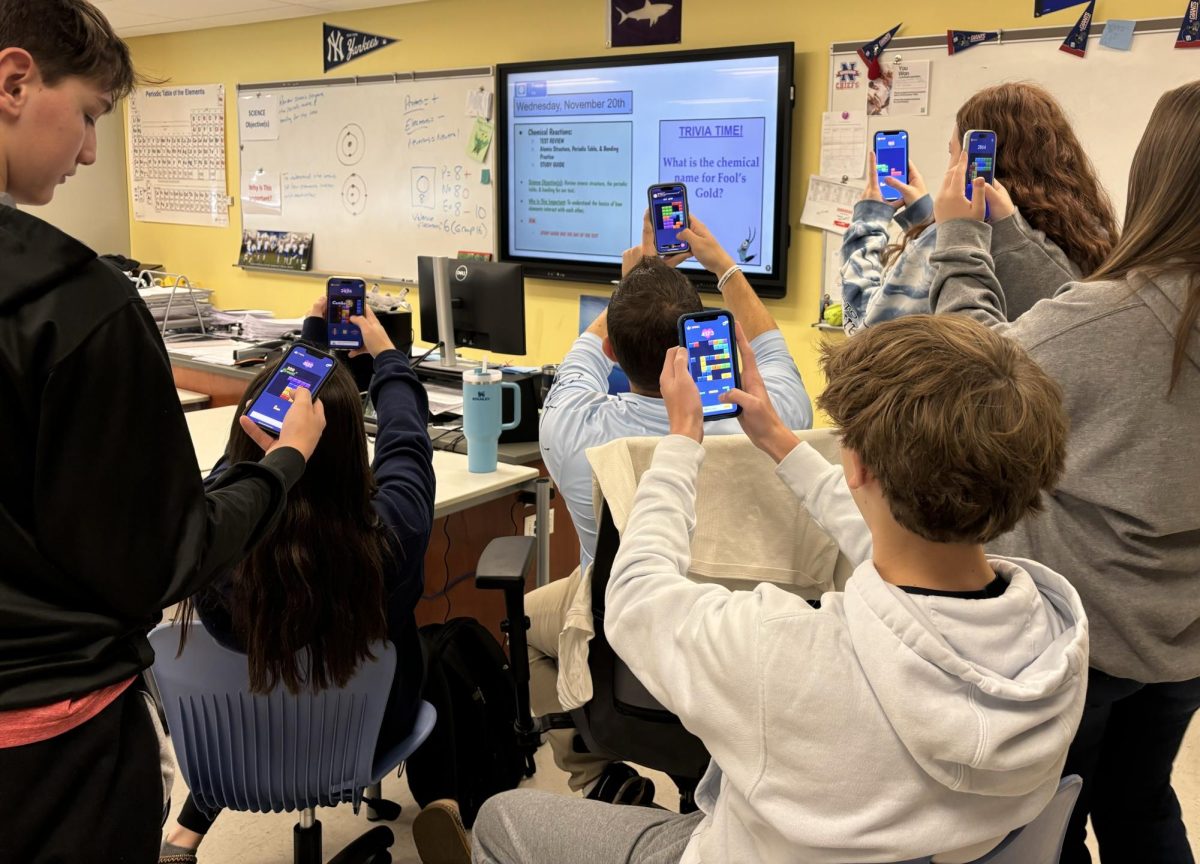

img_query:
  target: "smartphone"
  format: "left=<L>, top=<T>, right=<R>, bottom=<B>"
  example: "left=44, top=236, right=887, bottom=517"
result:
left=963, top=129, right=998, bottom=218
left=678, top=309, right=742, bottom=421
left=874, top=130, right=909, bottom=202
left=242, top=343, right=337, bottom=436
left=647, top=183, right=690, bottom=255
left=326, top=276, right=366, bottom=350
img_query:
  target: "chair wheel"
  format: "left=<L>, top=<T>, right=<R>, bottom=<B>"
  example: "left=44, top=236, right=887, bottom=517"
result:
left=366, top=798, right=402, bottom=822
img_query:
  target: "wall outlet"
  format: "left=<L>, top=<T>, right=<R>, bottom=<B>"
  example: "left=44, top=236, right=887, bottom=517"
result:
left=523, top=510, right=555, bottom=537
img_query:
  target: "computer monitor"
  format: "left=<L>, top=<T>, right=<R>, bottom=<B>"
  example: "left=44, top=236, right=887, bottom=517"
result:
left=417, top=257, right=527, bottom=357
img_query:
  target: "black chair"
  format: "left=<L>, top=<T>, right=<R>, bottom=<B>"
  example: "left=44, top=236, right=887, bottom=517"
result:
left=475, top=503, right=710, bottom=811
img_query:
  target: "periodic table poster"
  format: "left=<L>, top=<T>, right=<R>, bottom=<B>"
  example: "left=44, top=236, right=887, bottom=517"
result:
left=127, top=84, right=229, bottom=227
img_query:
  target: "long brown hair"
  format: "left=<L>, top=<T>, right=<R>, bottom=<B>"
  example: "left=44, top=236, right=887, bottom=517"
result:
left=885, top=83, right=1118, bottom=275
left=178, top=361, right=389, bottom=693
left=1089, top=80, right=1200, bottom=391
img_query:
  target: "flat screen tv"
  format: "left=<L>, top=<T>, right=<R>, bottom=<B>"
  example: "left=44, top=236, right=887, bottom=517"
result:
left=496, top=42, right=795, bottom=298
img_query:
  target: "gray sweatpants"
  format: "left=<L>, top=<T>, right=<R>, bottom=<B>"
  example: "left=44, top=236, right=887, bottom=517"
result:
left=472, top=789, right=705, bottom=864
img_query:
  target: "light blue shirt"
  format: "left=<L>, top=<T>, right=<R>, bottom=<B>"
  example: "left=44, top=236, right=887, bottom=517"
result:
left=539, top=330, right=813, bottom=573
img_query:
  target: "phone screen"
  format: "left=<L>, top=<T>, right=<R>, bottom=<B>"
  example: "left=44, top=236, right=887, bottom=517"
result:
left=965, top=131, right=997, bottom=199
left=245, top=344, right=336, bottom=434
left=648, top=184, right=690, bottom=255
left=680, top=312, right=740, bottom=420
left=874, top=131, right=908, bottom=202
left=327, top=278, right=366, bottom=349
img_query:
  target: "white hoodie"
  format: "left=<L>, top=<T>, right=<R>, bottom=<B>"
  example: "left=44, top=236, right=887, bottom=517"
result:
left=605, top=436, right=1089, bottom=864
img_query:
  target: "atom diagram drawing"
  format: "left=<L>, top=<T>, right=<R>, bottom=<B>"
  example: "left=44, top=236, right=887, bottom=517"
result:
left=337, top=123, right=365, bottom=166
left=342, top=173, right=367, bottom=215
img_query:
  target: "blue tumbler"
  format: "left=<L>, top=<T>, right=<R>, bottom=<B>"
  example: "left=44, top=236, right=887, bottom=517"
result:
left=462, top=368, right=522, bottom=473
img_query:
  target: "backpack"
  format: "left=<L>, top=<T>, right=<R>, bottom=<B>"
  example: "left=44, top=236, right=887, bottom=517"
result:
left=404, top=618, right=527, bottom=827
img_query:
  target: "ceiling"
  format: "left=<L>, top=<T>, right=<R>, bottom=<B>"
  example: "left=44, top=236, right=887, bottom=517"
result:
left=94, top=0, right=431, bottom=39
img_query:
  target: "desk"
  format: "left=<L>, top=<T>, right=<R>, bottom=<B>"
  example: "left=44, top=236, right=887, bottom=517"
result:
left=186, top=405, right=540, bottom=521
left=184, top=406, right=570, bottom=641
left=176, top=387, right=211, bottom=411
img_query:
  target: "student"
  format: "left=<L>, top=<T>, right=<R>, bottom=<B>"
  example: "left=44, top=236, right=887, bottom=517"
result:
left=472, top=314, right=1088, bottom=864
left=531, top=212, right=812, bottom=802
left=159, top=303, right=434, bottom=863
left=0, top=3, right=325, bottom=861
left=929, top=80, right=1200, bottom=864
left=840, top=82, right=1118, bottom=335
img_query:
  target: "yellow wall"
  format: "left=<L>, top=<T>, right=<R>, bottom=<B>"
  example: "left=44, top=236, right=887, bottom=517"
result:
left=125, top=0, right=1183, bottom=405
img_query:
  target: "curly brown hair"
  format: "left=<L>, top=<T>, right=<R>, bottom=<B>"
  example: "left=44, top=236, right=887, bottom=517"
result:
left=817, top=315, right=1068, bottom=544
left=885, top=82, right=1118, bottom=277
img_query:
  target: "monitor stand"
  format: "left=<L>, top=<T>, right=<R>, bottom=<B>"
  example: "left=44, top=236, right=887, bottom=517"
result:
left=431, top=255, right=461, bottom=370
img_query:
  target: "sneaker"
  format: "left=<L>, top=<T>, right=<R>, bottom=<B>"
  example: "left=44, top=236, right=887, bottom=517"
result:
left=585, top=762, right=656, bottom=807
left=413, top=799, right=471, bottom=864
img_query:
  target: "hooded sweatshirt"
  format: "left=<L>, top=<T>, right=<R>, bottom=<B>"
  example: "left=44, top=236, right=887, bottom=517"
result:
left=606, top=436, right=1088, bottom=864
left=839, top=196, right=1080, bottom=336
left=0, top=207, right=304, bottom=712
left=931, top=219, right=1200, bottom=684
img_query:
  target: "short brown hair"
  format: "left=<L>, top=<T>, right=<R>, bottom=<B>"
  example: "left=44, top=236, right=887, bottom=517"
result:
left=0, top=0, right=137, bottom=99
left=607, top=256, right=703, bottom=392
left=818, top=315, right=1068, bottom=544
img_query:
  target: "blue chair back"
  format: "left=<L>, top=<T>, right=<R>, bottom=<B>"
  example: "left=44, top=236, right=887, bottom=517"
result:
left=890, top=774, right=1083, bottom=864
left=148, top=622, right=397, bottom=815
left=972, top=774, right=1082, bottom=863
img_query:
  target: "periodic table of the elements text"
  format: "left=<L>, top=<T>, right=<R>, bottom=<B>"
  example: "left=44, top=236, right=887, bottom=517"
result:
left=127, top=84, right=229, bottom=227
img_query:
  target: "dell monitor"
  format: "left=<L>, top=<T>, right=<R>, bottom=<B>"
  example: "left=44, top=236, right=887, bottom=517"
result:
left=417, top=257, right=527, bottom=357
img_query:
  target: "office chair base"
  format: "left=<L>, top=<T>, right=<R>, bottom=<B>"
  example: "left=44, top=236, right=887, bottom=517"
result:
left=327, top=826, right=395, bottom=864
left=295, top=819, right=322, bottom=864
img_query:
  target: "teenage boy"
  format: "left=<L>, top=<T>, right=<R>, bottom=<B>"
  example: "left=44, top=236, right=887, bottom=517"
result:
left=473, top=315, right=1089, bottom=864
left=0, top=3, right=324, bottom=861
left=531, top=213, right=812, bottom=799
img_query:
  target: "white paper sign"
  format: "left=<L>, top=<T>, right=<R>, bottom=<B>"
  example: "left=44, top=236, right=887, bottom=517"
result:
left=869, top=60, right=931, bottom=117
left=820, top=110, right=867, bottom=181
left=241, top=170, right=281, bottom=215
left=239, top=93, right=278, bottom=141
left=801, top=175, right=860, bottom=235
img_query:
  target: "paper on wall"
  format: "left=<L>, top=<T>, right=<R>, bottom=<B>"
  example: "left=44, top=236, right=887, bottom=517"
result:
left=868, top=60, right=930, bottom=116
left=819, top=110, right=867, bottom=180
left=466, top=87, right=494, bottom=119
left=238, top=93, right=279, bottom=141
left=241, top=169, right=281, bottom=215
left=800, top=175, right=859, bottom=235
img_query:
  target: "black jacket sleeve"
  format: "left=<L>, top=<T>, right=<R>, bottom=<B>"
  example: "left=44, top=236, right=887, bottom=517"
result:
left=36, top=300, right=305, bottom=617
left=369, top=350, right=436, bottom=599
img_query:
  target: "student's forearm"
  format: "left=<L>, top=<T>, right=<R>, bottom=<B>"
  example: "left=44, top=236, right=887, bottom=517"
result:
left=720, top=270, right=777, bottom=340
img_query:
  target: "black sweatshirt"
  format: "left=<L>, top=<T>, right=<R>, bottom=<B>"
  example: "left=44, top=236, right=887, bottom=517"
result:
left=0, top=208, right=305, bottom=711
left=195, top=330, right=436, bottom=732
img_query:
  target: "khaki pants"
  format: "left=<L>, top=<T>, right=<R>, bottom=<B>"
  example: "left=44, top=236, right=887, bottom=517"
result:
left=525, top=570, right=610, bottom=792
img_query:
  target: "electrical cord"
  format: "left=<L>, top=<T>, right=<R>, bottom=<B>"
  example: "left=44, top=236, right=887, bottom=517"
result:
left=412, top=341, right=443, bottom=367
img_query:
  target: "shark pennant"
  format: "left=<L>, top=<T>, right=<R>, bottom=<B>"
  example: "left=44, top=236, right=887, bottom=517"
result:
left=609, top=0, right=682, bottom=48
left=1059, top=0, right=1096, bottom=57
left=947, top=29, right=1000, bottom=55
left=858, top=23, right=901, bottom=80
left=1177, top=0, right=1200, bottom=48
left=323, top=23, right=398, bottom=73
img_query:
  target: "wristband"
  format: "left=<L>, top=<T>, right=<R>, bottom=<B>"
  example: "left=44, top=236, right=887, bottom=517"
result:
left=716, top=264, right=742, bottom=293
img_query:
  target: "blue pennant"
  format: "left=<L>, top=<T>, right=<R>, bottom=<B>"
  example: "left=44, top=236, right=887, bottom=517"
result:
left=1035, top=0, right=1090, bottom=16
left=947, top=29, right=1000, bottom=54
left=323, top=23, right=398, bottom=73
left=858, top=22, right=902, bottom=80
left=1059, top=0, right=1096, bottom=57
left=1177, top=1, right=1200, bottom=48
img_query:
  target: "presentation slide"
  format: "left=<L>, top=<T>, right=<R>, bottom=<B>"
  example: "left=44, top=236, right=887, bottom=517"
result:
left=504, top=55, right=782, bottom=277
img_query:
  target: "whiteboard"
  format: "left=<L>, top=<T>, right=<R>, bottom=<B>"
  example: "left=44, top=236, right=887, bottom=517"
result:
left=820, top=17, right=1198, bottom=318
left=237, top=68, right=496, bottom=283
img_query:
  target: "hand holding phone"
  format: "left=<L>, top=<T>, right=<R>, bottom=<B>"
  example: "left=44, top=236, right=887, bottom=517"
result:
left=659, top=347, right=704, bottom=443
left=720, top=322, right=798, bottom=464
left=326, top=277, right=366, bottom=349
left=873, top=130, right=909, bottom=203
left=648, top=183, right=690, bottom=255
left=963, top=129, right=998, bottom=220
left=242, top=343, right=337, bottom=439
left=677, top=309, right=742, bottom=422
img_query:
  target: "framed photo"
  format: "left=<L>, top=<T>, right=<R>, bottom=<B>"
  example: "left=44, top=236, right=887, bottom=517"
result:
left=239, top=229, right=314, bottom=272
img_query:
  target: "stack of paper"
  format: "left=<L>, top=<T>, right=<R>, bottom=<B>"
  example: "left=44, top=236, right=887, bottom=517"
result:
left=209, top=309, right=307, bottom=341
left=138, top=285, right=216, bottom=332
